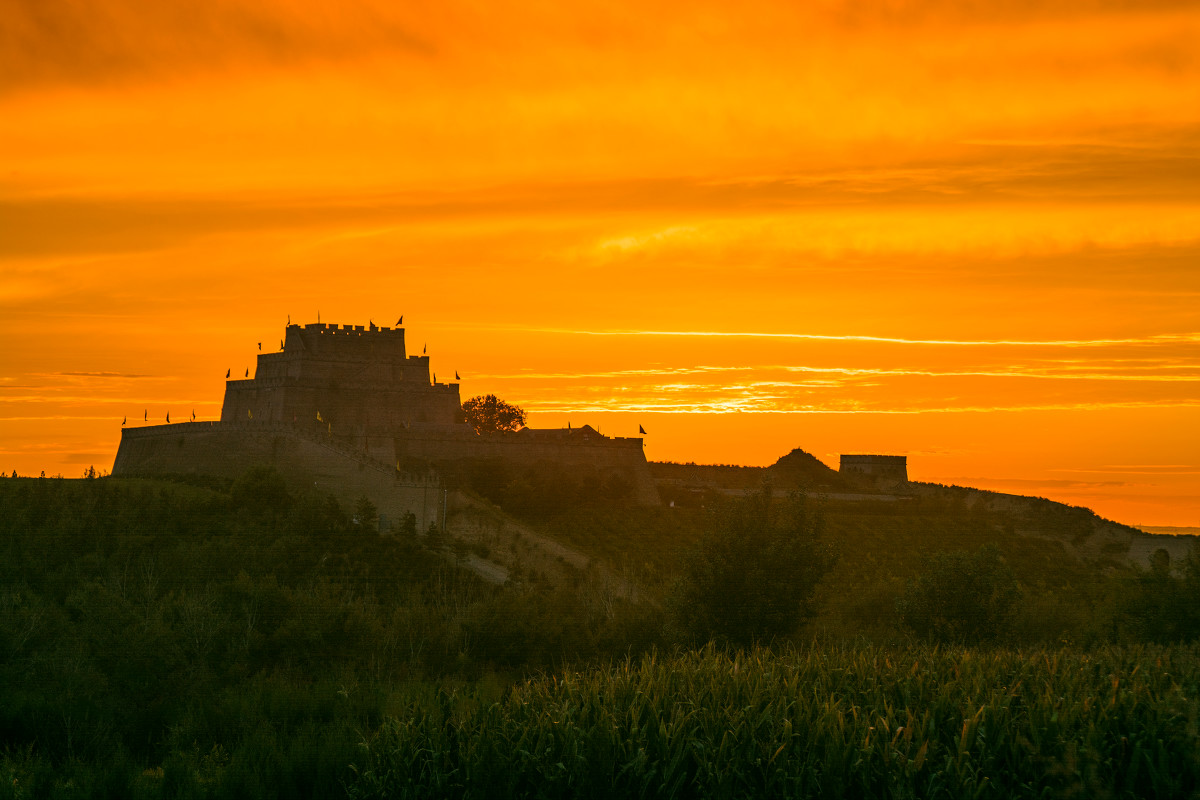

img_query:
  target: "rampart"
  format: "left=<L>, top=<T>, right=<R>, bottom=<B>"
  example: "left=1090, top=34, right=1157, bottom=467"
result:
left=114, top=421, right=445, bottom=529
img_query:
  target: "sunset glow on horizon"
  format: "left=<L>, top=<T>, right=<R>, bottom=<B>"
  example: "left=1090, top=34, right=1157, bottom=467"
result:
left=3, top=0, right=1199, bottom=526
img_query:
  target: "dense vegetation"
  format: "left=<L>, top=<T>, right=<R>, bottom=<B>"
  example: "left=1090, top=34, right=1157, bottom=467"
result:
left=2, top=471, right=1200, bottom=798
left=0, top=474, right=654, bottom=798
left=350, top=645, right=1200, bottom=799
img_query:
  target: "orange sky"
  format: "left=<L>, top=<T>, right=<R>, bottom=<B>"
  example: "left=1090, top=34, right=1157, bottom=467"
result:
left=2, top=0, right=1199, bottom=526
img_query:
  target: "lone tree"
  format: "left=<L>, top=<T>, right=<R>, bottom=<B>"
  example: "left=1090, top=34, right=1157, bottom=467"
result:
left=462, top=394, right=527, bottom=435
left=670, top=485, right=835, bottom=647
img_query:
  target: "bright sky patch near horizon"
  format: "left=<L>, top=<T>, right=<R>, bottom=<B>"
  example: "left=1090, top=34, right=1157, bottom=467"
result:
left=2, top=0, right=1199, bottom=526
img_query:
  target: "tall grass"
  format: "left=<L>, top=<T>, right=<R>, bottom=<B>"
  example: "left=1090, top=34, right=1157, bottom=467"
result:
left=349, top=644, right=1200, bottom=799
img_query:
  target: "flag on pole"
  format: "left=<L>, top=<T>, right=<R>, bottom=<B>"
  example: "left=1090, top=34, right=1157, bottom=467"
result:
left=248, top=409, right=253, bottom=419
left=317, top=411, right=323, bottom=422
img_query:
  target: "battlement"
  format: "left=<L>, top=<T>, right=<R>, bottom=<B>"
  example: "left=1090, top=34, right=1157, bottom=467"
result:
left=841, top=454, right=907, bottom=466
left=282, top=321, right=408, bottom=363
left=301, top=322, right=404, bottom=336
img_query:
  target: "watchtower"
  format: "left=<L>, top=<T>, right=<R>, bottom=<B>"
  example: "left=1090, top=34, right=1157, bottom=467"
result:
left=839, top=454, right=908, bottom=488
left=220, top=322, right=465, bottom=447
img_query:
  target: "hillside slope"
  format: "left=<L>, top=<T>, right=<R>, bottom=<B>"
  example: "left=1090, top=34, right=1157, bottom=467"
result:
left=519, top=448, right=1198, bottom=642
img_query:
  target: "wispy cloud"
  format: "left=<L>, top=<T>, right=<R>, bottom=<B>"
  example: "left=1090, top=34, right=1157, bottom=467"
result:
left=480, top=327, right=1200, bottom=348
left=52, top=371, right=151, bottom=378
left=0, top=395, right=219, bottom=406
left=1051, top=465, right=1200, bottom=475
left=520, top=398, right=1200, bottom=415
left=0, top=0, right=433, bottom=93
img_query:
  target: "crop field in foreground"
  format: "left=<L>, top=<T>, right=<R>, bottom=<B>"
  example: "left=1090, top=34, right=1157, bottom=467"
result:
left=349, top=644, right=1200, bottom=800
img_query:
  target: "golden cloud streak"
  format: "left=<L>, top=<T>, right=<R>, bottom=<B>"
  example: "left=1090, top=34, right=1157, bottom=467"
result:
left=476, top=363, right=1200, bottom=383
left=520, top=399, right=1200, bottom=415
left=0, top=396, right=221, bottom=406
left=510, top=328, right=1200, bottom=348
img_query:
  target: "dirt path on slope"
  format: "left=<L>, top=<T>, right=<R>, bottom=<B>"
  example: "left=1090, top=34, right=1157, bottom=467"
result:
left=444, top=491, right=643, bottom=602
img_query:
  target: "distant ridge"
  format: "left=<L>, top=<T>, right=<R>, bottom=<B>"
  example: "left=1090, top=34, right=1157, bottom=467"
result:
left=648, top=445, right=1198, bottom=570
left=1137, top=526, right=1200, bottom=538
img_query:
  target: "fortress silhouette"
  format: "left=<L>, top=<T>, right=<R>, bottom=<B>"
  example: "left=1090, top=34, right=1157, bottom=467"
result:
left=113, top=321, right=658, bottom=528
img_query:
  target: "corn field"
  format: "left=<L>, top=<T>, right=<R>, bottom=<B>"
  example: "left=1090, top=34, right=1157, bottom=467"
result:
left=348, top=644, right=1200, bottom=799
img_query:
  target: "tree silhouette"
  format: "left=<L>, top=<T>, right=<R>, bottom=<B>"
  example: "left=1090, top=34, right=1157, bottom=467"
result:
left=461, top=394, right=527, bottom=434
left=671, top=485, right=834, bottom=647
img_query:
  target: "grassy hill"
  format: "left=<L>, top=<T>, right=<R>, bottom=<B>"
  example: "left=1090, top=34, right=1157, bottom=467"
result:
left=2, top=462, right=1199, bottom=797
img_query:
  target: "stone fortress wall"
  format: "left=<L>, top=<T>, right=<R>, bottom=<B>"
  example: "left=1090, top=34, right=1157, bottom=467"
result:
left=113, top=420, right=445, bottom=529
left=113, top=320, right=659, bottom=524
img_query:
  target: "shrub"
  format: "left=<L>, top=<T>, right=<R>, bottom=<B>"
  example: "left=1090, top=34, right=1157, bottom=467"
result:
left=669, top=486, right=834, bottom=647
left=231, top=466, right=291, bottom=514
left=897, top=543, right=1019, bottom=643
